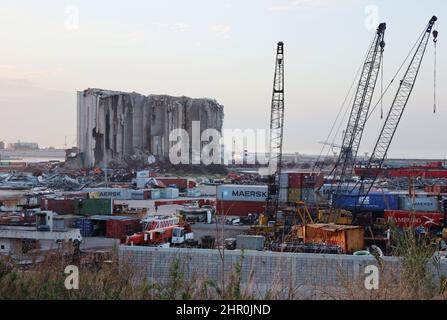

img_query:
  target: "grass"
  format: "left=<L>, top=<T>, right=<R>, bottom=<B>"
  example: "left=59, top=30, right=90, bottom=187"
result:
left=2, top=226, right=447, bottom=300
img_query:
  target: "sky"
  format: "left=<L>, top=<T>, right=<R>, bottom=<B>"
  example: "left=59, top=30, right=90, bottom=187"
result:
left=0, top=0, right=445, bottom=159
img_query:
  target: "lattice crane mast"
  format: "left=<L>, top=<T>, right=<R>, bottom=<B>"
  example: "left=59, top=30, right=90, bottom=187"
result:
left=357, top=16, right=438, bottom=207
left=265, top=42, right=285, bottom=219
left=330, top=23, right=386, bottom=204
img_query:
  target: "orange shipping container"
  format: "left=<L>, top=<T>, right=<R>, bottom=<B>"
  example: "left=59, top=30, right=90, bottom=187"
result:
left=303, top=224, right=364, bottom=254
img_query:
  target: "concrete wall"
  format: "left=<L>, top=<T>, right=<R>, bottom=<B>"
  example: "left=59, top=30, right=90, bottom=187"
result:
left=77, top=89, right=224, bottom=167
left=119, top=246, right=424, bottom=298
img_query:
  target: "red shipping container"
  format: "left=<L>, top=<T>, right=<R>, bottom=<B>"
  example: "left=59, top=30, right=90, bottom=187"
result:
left=156, top=178, right=188, bottom=190
left=287, top=172, right=324, bottom=188
left=40, top=199, right=75, bottom=215
left=384, top=210, right=444, bottom=229
left=288, top=173, right=304, bottom=188
left=106, top=219, right=141, bottom=239
left=216, top=200, right=265, bottom=216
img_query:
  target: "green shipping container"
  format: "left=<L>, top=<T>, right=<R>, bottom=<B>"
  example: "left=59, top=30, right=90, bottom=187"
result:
left=74, top=198, right=113, bottom=216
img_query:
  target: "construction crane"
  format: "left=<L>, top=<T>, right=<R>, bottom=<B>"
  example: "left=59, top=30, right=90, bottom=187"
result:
left=264, top=42, right=285, bottom=220
left=329, top=23, right=386, bottom=204
left=356, top=16, right=438, bottom=211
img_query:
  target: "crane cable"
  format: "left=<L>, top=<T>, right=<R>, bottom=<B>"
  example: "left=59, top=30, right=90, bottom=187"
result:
left=312, top=46, right=370, bottom=173
left=433, top=25, right=438, bottom=114
left=366, top=23, right=427, bottom=122
left=380, top=50, right=384, bottom=119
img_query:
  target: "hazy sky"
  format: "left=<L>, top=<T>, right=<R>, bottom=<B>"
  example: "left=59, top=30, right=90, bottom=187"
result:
left=0, top=0, right=445, bottom=158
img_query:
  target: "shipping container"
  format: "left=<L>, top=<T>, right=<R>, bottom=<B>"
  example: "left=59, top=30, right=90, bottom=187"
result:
left=236, top=235, right=265, bottom=251
left=128, top=190, right=145, bottom=200
left=155, top=178, right=189, bottom=190
left=332, top=192, right=398, bottom=212
left=216, top=200, right=265, bottom=216
left=74, top=218, right=94, bottom=237
left=150, top=189, right=161, bottom=199
left=302, top=188, right=316, bottom=204
left=288, top=188, right=302, bottom=203
left=288, top=172, right=304, bottom=188
left=318, top=183, right=361, bottom=201
left=83, top=188, right=130, bottom=200
left=398, top=196, right=440, bottom=212
left=303, top=224, right=365, bottom=254
left=187, top=188, right=202, bottom=197
left=160, top=187, right=179, bottom=199
left=279, top=173, right=289, bottom=189
left=74, top=198, right=113, bottom=216
left=279, top=171, right=325, bottom=189
left=384, top=210, right=444, bottom=229
left=217, top=185, right=268, bottom=202
left=40, top=198, right=75, bottom=215
left=279, top=188, right=288, bottom=204
left=106, top=217, right=141, bottom=239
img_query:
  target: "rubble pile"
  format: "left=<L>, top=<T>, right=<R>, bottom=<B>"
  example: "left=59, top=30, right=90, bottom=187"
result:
left=39, top=174, right=83, bottom=191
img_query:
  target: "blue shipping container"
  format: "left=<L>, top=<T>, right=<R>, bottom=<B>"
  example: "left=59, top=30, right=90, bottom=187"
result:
left=74, top=218, right=94, bottom=237
left=333, top=192, right=398, bottom=212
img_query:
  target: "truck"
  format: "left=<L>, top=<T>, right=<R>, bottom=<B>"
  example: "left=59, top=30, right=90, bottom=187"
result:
left=125, top=215, right=193, bottom=246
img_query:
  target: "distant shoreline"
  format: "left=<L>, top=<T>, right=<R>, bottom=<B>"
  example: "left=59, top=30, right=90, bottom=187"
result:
left=0, top=149, right=65, bottom=163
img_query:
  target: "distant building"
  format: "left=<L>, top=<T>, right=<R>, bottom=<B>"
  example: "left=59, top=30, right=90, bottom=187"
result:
left=0, top=141, right=4, bottom=150
left=8, top=142, right=39, bottom=150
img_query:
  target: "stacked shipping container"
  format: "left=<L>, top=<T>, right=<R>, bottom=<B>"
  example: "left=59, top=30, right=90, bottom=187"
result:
left=216, top=185, right=268, bottom=216
left=279, top=171, right=324, bottom=204
left=332, top=193, right=399, bottom=212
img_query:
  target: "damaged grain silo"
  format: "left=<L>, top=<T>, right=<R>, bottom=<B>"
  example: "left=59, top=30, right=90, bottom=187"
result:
left=76, top=88, right=224, bottom=167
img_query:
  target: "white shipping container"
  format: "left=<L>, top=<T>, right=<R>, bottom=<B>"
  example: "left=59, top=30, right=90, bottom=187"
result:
left=217, top=185, right=268, bottom=202
left=161, top=188, right=179, bottom=199
left=398, top=196, right=440, bottom=212
left=187, top=188, right=202, bottom=197
left=83, top=188, right=130, bottom=200
left=130, top=191, right=145, bottom=200
left=150, top=189, right=161, bottom=199
left=317, top=184, right=360, bottom=201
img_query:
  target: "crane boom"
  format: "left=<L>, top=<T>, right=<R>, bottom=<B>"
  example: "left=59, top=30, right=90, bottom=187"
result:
left=358, top=16, right=438, bottom=204
left=330, top=23, right=386, bottom=200
left=265, top=42, right=285, bottom=218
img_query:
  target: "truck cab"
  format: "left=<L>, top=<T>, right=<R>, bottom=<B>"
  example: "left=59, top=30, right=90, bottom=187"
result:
left=171, top=227, right=194, bottom=245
